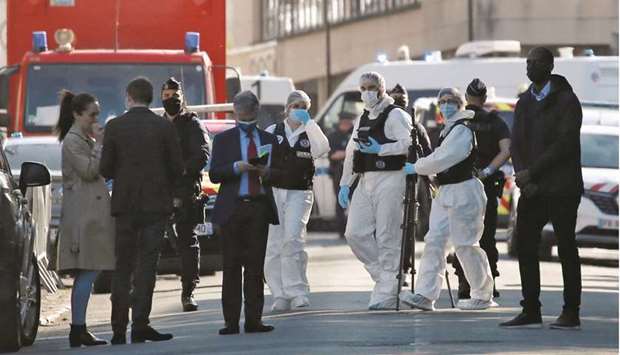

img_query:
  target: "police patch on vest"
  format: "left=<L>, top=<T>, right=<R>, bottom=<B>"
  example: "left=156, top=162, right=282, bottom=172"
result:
left=296, top=151, right=312, bottom=159
left=299, top=139, right=311, bottom=148
left=375, top=160, right=386, bottom=169
left=277, top=135, right=285, bottom=144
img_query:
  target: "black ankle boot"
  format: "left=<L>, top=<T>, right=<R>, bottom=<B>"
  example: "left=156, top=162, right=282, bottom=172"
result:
left=69, top=324, right=107, bottom=347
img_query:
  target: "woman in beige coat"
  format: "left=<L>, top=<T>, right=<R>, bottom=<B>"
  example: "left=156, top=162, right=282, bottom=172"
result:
left=55, top=91, right=115, bottom=348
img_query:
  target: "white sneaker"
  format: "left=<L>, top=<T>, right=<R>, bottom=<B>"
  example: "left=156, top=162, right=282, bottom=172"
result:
left=368, top=298, right=397, bottom=311
left=271, top=298, right=291, bottom=312
left=399, top=291, right=435, bottom=311
left=291, top=295, right=310, bottom=308
left=458, top=298, right=497, bottom=310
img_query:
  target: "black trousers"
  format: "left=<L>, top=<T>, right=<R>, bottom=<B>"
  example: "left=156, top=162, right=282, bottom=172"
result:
left=220, top=198, right=270, bottom=327
left=330, top=168, right=346, bottom=237
left=516, top=194, right=581, bottom=314
left=111, top=214, right=166, bottom=331
left=176, top=221, right=200, bottom=294
left=452, top=178, right=500, bottom=285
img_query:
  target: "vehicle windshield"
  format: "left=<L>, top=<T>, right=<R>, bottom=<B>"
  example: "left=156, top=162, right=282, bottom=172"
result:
left=581, top=133, right=619, bottom=169
left=4, top=142, right=62, bottom=172
left=25, top=63, right=207, bottom=132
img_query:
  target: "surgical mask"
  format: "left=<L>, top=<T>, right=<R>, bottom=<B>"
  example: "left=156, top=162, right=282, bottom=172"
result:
left=237, top=120, right=257, bottom=133
left=288, top=109, right=306, bottom=123
left=163, top=97, right=182, bottom=116
left=361, top=90, right=380, bottom=108
left=439, top=102, right=458, bottom=119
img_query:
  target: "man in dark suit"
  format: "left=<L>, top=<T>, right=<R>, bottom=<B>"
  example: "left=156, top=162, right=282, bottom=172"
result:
left=209, top=90, right=279, bottom=335
left=100, top=77, right=184, bottom=344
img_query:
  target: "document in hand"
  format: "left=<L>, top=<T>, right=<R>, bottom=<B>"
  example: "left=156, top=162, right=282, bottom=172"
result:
left=249, top=144, right=272, bottom=167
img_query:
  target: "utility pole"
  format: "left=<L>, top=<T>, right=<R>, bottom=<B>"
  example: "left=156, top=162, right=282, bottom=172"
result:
left=468, top=0, right=474, bottom=41
left=323, top=0, right=332, bottom=96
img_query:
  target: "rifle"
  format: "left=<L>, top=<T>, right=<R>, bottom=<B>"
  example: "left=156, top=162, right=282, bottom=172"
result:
left=396, top=125, right=423, bottom=311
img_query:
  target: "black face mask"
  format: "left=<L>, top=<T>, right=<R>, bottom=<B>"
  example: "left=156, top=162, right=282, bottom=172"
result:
left=527, top=64, right=551, bottom=85
left=163, top=97, right=182, bottom=116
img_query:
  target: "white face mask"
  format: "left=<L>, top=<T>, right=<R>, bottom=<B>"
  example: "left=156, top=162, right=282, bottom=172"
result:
left=361, top=90, right=380, bottom=108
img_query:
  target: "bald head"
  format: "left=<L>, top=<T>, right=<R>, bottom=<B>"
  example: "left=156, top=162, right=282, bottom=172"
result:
left=526, top=47, right=554, bottom=85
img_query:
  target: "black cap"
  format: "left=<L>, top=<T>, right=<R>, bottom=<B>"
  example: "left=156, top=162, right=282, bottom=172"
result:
left=162, top=77, right=182, bottom=91
left=388, top=83, right=407, bottom=96
left=466, top=78, right=487, bottom=97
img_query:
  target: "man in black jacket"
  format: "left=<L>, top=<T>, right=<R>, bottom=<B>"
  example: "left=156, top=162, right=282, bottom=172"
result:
left=161, top=77, right=210, bottom=312
left=209, top=91, right=279, bottom=335
left=500, top=47, right=583, bottom=330
left=101, top=77, right=184, bottom=344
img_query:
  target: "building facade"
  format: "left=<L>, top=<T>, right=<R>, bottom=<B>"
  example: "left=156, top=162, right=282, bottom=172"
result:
left=227, top=0, right=619, bottom=109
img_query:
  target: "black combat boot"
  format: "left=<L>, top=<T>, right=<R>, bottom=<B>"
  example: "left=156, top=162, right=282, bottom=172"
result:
left=182, top=283, right=199, bottom=312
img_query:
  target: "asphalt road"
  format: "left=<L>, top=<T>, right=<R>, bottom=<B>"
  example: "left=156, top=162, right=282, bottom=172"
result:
left=23, top=231, right=618, bottom=355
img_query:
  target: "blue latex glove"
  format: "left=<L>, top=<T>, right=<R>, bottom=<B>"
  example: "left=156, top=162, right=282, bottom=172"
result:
left=290, top=109, right=311, bottom=124
left=338, top=185, right=350, bottom=209
left=358, top=137, right=381, bottom=154
left=404, top=163, right=416, bottom=175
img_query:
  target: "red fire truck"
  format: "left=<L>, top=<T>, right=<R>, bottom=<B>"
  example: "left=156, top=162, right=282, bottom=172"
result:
left=0, top=0, right=228, bottom=135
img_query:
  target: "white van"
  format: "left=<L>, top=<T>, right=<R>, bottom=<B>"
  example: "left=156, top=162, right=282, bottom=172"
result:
left=311, top=48, right=619, bottom=222
left=240, top=74, right=295, bottom=128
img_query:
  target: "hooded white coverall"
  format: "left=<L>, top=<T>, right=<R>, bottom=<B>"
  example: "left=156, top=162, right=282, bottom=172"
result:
left=264, top=119, right=330, bottom=302
left=411, top=110, right=494, bottom=302
left=340, top=96, right=412, bottom=308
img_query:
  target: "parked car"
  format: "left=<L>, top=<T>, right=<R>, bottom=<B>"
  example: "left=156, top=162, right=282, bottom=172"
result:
left=0, top=147, right=51, bottom=352
left=506, top=125, right=619, bottom=260
left=4, top=137, right=62, bottom=229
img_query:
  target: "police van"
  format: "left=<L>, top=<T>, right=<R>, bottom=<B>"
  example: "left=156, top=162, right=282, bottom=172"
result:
left=311, top=40, right=619, bottom=223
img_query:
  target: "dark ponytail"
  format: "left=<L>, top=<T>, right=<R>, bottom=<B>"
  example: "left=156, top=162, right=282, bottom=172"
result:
left=55, top=90, right=97, bottom=142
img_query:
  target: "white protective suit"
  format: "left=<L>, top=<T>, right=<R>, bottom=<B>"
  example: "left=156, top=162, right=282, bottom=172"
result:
left=340, top=96, right=412, bottom=309
left=412, top=109, right=494, bottom=302
left=264, top=119, right=330, bottom=302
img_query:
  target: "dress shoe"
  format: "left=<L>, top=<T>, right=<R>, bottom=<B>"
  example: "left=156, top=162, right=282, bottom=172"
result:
left=550, top=309, right=581, bottom=330
left=499, top=312, right=543, bottom=329
left=69, top=324, right=107, bottom=347
left=110, top=331, right=126, bottom=345
left=244, top=322, right=274, bottom=333
left=218, top=325, right=240, bottom=335
left=182, top=295, right=198, bottom=312
left=131, top=326, right=173, bottom=343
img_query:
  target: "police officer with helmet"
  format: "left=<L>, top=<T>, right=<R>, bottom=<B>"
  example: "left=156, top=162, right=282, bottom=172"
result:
left=161, top=77, right=210, bottom=312
left=450, top=78, right=511, bottom=300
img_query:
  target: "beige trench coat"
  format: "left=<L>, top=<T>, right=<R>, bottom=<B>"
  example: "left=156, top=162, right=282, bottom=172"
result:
left=57, top=124, right=115, bottom=272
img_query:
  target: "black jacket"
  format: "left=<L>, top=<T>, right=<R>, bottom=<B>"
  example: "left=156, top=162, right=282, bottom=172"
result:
left=511, top=74, right=584, bottom=197
left=208, top=126, right=280, bottom=226
left=170, top=110, right=210, bottom=197
left=100, top=107, right=184, bottom=216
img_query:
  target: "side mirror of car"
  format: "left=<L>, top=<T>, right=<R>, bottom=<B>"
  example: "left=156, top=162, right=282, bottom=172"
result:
left=19, top=162, right=51, bottom=195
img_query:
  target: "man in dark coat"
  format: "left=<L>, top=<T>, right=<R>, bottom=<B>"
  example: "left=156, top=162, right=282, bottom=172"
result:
left=161, top=77, right=210, bottom=312
left=500, top=47, right=584, bottom=330
left=100, top=77, right=184, bottom=343
left=209, top=90, right=280, bottom=335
